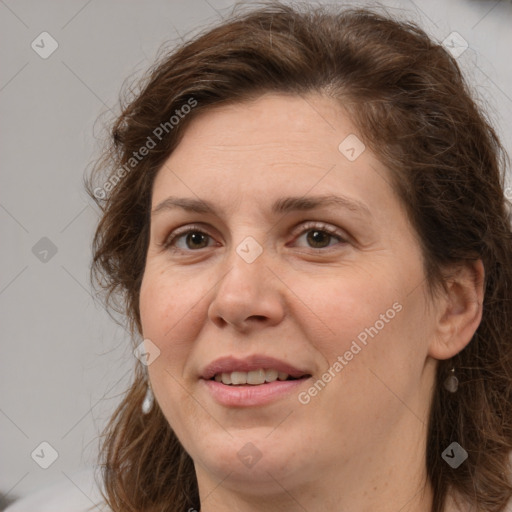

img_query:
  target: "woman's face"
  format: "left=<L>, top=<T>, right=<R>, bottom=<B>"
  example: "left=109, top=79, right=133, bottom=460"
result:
left=139, top=93, right=439, bottom=499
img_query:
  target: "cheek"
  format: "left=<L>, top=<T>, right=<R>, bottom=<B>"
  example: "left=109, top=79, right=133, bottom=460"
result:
left=140, top=263, right=198, bottom=333
left=139, top=269, right=205, bottom=428
left=298, top=263, right=428, bottom=391
left=139, top=268, right=194, bottom=367
left=139, top=263, right=222, bottom=388
left=289, top=266, right=402, bottom=353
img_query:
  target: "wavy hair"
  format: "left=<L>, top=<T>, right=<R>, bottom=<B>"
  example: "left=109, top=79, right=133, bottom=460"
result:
left=85, top=2, right=512, bottom=511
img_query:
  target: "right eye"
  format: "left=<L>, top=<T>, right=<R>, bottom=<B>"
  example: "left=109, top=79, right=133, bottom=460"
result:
left=163, top=225, right=217, bottom=252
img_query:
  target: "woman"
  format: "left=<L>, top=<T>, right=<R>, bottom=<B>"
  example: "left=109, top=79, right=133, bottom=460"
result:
left=83, top=1, right=511, bottom=511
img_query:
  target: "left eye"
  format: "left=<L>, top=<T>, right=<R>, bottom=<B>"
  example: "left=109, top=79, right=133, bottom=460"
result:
left=293, top=223, right=346, bottom=250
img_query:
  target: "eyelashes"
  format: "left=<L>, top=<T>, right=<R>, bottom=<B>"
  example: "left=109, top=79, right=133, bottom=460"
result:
left=162, top=221, right=349, bottom=254
left=163, top=225, right=215, bottom=251
left=291, top=221, right=348, bottom=250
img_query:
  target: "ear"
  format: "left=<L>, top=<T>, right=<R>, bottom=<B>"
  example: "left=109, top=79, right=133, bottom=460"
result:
left=428, top=259, right=485, bottom=360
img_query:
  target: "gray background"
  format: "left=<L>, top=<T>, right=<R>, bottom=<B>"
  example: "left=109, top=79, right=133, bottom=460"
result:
left=1, top=0, right=511, bottom=504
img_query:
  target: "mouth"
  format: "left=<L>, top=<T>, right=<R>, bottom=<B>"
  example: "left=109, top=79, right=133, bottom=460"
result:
left=199, top=355, right=312, bottom=406
left=200, top=355, right=311, bottom=382
left=210, top=368, right=311, bottom=386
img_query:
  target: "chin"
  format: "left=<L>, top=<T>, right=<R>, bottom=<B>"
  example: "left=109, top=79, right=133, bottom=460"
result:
left=190, top=431, right=306, bottom=490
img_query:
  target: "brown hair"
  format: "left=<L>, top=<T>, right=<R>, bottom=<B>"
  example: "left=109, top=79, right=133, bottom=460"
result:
left=85, top=2, right=512, bottom=511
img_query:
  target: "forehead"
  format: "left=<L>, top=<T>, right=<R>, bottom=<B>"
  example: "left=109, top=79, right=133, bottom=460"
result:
left=172, top=92, right=348, bottom=150
left=150, top=92, right=398, bottom=221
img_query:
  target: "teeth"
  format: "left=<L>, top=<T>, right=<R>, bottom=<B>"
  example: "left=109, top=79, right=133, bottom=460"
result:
left=247, top=369, right=266, bottom=385
left=231, top=371, right=247, bottom=385
left=212, top=368, right=293, bottom=386
left=265, top=369, right=278, bottom=382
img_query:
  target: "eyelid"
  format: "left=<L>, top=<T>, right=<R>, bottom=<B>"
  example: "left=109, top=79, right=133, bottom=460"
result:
left=162, top=223, right=214, bottom=249
left=290, top=221, right=348, bottom=242
left=162, top=220, right=349, bottom=252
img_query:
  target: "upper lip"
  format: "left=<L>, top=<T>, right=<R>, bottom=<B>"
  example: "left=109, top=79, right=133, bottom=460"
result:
left=200, top=355, right=311, bottom=380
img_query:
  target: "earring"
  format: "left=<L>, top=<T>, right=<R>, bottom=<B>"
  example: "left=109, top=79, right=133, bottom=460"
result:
left=142, top=381, right=154, bottom=414
left=443, top=367, right=459, bottom=393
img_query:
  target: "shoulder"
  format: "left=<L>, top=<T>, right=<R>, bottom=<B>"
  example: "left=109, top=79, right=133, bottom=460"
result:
left=5, top=468, right=111, bottom=512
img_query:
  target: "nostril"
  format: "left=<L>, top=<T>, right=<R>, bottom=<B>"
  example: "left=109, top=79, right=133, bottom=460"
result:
left=249, top=315, right=267, bottom=321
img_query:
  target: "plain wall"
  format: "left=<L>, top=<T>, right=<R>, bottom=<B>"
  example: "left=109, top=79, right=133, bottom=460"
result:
left=1, top=0, right=511, bottom=503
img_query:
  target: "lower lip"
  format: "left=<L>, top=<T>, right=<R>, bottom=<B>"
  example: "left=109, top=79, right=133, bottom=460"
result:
left=201, top=378, right=311, bottom=407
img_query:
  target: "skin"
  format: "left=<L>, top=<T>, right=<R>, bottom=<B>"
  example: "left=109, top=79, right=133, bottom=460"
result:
left=139, top=92, right=484, bottom=512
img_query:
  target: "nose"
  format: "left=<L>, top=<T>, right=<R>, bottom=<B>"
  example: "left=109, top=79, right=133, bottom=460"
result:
left=207, top=242, right=286, bottom=333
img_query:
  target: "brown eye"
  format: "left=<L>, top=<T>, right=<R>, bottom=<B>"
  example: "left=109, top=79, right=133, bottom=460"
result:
left=183, top=231, right=210, bottom=250
left=164, top=226, right=215, bottom=252
left=293, top=222, right=347, bottom=251
left=305, top=229, right=334, bottom=249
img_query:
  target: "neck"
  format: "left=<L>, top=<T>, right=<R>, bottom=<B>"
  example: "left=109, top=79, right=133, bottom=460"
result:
left=196, top=472, right=433, bottom=512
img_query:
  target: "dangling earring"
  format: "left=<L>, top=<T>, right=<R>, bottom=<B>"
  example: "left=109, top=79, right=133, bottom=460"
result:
left=142, top=381, right=154, bottom=414
left=443, top=367, right=459, bottom=393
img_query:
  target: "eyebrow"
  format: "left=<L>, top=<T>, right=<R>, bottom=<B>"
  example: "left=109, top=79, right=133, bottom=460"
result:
left=151, top=194, right=372, bottom=218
